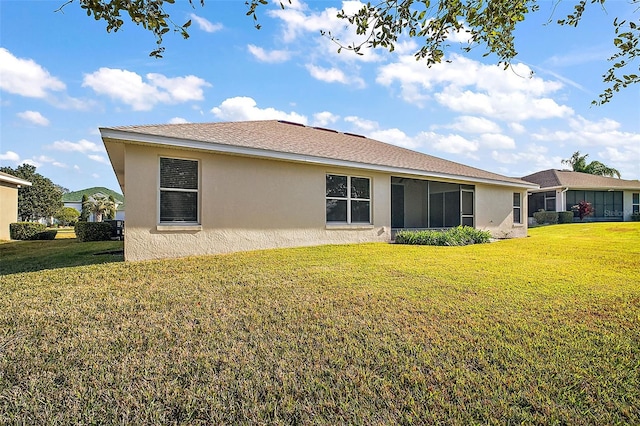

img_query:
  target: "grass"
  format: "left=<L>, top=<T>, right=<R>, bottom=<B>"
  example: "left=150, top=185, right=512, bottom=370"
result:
left=1, top=223, right=639, bottom=424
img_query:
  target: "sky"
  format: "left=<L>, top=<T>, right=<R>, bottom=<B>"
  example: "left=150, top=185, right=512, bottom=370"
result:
left=1, top=0, right=639, bottom=193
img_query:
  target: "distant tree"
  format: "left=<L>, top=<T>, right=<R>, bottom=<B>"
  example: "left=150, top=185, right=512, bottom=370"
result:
left=105, top=195, right=117, bottom=220
left=0, top=164, right=63, bottom=222
left=82, top=195, right=117, bottom=223
left=60, top=0, right=639, bottom=105
left=54, top=207, right=80, bottom=226
left=79, top=194, right=91, bottom=222
left=56, top=184, right=70, bottom=194
left=561, top=151, right=621, bottom=178
left=572, top=200, right=594, bottom=220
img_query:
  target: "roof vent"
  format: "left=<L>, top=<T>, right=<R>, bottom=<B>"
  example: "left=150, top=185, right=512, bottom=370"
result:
left=344, top=132, right=366, bottom=138
left=278, top=120, right=306, bottom=127
left=312, top=126, right=338, bottom=133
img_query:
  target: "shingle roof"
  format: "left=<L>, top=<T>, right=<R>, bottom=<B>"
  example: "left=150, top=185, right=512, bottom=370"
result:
left=102, top=120, right=535, bottom=187
left=522, top=169, right=640, bottom=190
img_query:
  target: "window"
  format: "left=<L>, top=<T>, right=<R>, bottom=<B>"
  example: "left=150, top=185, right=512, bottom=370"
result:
left=633, top=193, right=640, bottom=214
left=159, top=157, right=199, bottom=223
left=513, top=192, right=522, bottom=224
left=326, top=174, right=370, bottom=224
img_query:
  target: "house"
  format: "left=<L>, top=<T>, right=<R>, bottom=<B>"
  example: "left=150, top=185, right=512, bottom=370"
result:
left=522, top=169, right=640, bottom=222
left=62, top=187, right=125, bottom=221
left=0, top=171, right=32, bottom=240
left=100, top=120, right=538, bottom=261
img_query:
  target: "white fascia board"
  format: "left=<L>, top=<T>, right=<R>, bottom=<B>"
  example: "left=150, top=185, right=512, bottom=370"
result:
left=0, top=174, right=32, bottom=187
left=101, top=128, right=539, bottom=189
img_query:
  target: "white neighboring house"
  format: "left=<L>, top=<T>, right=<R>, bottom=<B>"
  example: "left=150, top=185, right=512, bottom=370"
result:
left=62, top=187, right=125, bottom=222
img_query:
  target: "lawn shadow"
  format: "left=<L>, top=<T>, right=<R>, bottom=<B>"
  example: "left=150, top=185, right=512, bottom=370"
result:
left=0, top=239, right=124, bottom=275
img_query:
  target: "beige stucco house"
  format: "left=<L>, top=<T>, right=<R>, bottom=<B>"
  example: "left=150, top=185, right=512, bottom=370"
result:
left=101, top=120, right=538, bottom=261
left=522, top=169, right=640, bottom=222
left=0, top=171, right=32, bottom=240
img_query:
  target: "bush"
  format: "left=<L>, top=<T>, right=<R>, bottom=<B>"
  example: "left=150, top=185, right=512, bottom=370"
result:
left=558, top=211, right=574, bottom=224
left=10, top=222, right=46, bottom=240
left=9, top=223, right=58, bottom=240
left=395, top=226, right=492, bottom=246
left=37, top=230, right=58, bottom=240
left=74, top=222, right=112, bottom=242
left=533, top=210, right=559, bottom=225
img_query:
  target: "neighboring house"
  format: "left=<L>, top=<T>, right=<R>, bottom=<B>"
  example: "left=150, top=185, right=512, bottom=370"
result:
left=101, top=120, right=538, bottom=261
left=62, top=187, right=125, bottom=221
left=0, top=171, right=32, bottom=240
left=522, top=169, right=640, bottom=222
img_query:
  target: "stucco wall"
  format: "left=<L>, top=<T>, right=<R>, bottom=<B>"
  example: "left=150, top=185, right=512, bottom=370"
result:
left=0, top=183, right=19, bottom=240
left=475, top=184, right=528, bottom=238
left=123, top=144, right=391, bottom=261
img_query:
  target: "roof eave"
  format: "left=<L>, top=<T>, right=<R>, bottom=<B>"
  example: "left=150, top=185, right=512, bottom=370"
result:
left=100, top=128, right=539, bottom=190
left=0, top=174, right=32, bottom=187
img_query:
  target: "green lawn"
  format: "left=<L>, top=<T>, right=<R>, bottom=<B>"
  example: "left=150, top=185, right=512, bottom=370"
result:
left=1, top=223, right=639, bottom=424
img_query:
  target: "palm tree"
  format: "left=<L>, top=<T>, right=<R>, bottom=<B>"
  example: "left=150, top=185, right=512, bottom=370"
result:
left=82, top=195, right=117, bottom=222
left=561, top=151, right=621, bottom=178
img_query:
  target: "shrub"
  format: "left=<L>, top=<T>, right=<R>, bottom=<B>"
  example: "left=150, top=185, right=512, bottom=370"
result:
left=558, top=211, right=574, bottom=224
left=10, top=222, right=46, bottom=240
left=54, top=206, right=80, bottom=226
left=37, top=230, right=58, bottom=240
left=395, top=226, right=491, bottom=246
left=572, top=200, right=594, bottom=220
left=75, top=222, right=112, bottom=242
left=533, top=210, right=559, bottom=225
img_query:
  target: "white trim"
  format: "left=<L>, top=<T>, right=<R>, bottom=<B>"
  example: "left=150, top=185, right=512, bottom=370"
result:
left=0, top=174, right=32, bottom=187
left=101, top=128, right=538, bottom=189
left=157, top=225, right=202, bottom=232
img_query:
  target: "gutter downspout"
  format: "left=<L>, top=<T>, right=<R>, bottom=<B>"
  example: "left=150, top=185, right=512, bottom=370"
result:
left=560, top=187, right=569, bottom=211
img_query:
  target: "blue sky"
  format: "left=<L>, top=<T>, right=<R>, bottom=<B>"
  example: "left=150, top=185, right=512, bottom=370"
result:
left=1, top=0, right=639, bottom=192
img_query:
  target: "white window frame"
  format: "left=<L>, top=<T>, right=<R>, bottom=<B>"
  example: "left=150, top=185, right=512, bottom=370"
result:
left=633, top=193, right=640, bottom=214
left=326, top=174, right=371, bottom=224
left=513, top=192, right=522, bottom=224
left=158, top=156, right=200, bottom=226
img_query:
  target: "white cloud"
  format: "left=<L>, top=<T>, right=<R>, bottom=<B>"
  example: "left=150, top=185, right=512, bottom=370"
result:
left=344, top=116, right=380, bottom=133
left=168, top=117, right=189, bottom=124
left=211, top=97, right=308, bottom=124
left=423, top=132, right=480, bottom=155
left=491, top=145, right=562, bottom=172
left=33, top=155, right=67, bottom=168
left=0, top=151, right=21, bottom=162
left=247, top=45, right=291, bottom=63
left=370, top=128, right=420, bottom=149
left=440, top=116, right=501, bottom=134
left=0, top=48, right=65, bottom=98
left=17, top=110, right=50, bottom=126
left=88, top=154, right=111, bottom=165
left=478, top=133, right=516, bottom=150
left=82, top=68, right=211, bottom=111
left=268, top=1, right=383, bottom=63
left=313, top=111, right=340, bottom=127
left=509, top=122, right=526, bottom=134
left=46, top=139, right=104, bottom=153
left=189, top=13, right=223, bottom=33
left=305, top=64, right=365, bottom=87
left=376, top=54, right=573, bottom=121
